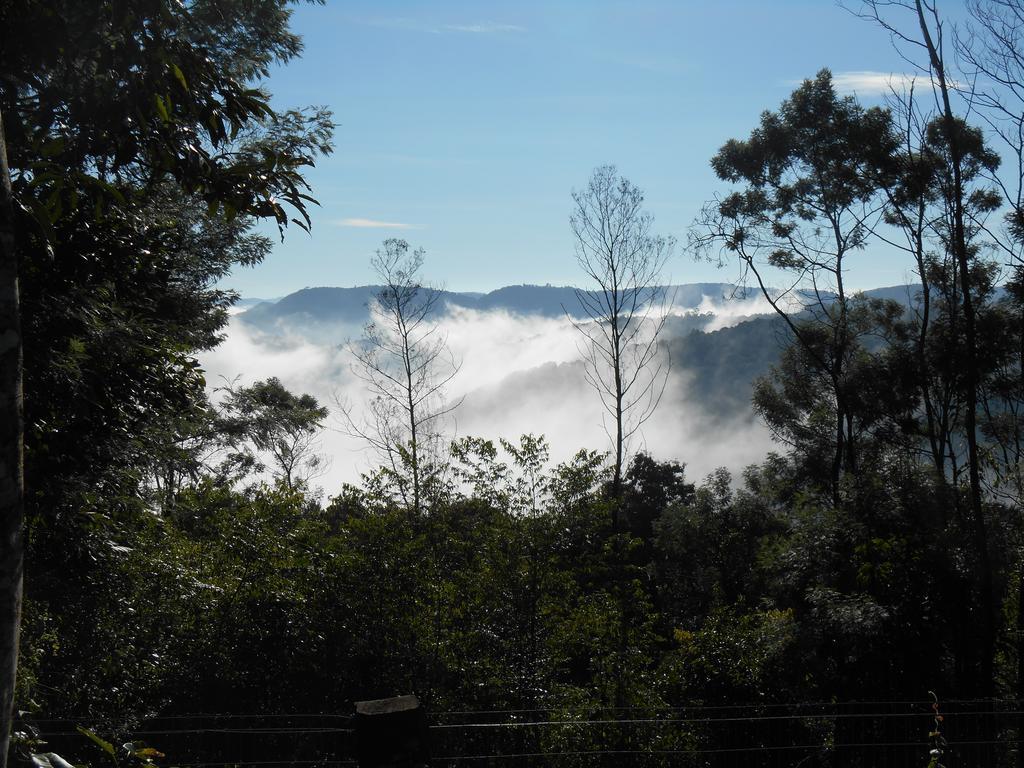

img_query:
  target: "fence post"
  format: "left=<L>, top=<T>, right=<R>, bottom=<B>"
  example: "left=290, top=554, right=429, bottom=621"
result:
left=354, top=694, right=431, bottom=768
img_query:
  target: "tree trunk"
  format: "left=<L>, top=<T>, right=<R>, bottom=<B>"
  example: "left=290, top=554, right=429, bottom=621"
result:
left=1017, top=558, right=1024, bottom=768
left=0, top=105, right=24, bottom=768
left=832, top=403, right=845, bottom=505
left=915, top=0, right=996, bottom=693
left=612, top=322, right=624, bottom=529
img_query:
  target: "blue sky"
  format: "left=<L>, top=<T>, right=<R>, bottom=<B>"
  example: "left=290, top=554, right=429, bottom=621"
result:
left=226, top=0, right=958, bottom=298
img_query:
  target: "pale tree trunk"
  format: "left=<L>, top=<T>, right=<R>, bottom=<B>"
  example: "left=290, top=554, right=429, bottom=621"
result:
left=0, top=105, right=24, bottom=768
left=612, top=324, right=624, bottom=519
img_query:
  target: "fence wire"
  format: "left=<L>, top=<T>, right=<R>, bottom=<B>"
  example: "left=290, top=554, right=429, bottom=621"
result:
left=24, top=699, right=1024, bottom=768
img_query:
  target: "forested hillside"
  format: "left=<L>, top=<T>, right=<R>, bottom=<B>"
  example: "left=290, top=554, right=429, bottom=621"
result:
left=4, top=1, right=1024, bottom=767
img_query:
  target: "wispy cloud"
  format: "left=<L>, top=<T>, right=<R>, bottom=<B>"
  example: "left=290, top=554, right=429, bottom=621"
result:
left=784, top=71, right=964, bottom=97
left=443, top=22, right=526, bottom=34
left=831, top=71, right=920, bottom=96
left=363, top=17, right=525, bottom=34
left=334, top=218, right=414, bottom=230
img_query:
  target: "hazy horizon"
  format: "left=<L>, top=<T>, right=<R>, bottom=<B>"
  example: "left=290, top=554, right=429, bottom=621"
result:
left=237, top=278, right=927, bottom=303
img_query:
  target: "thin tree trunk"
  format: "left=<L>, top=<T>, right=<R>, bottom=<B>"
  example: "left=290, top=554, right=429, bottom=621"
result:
left=407, top=373, right=420, bottom=516
left=832, top=404, right=845, bottom=504
left=916, top=224, right=947, bottom=479
left=916, top=0, right=996, bottom=693
left=891, top=130, right=945, bottom=477
left=0, top=105, right=24, bottom=768
left=831, top=231, right=850, bottom=503
left=402, top=327, right=420, bottom=516
left=611, top=318, right=624, bottom=532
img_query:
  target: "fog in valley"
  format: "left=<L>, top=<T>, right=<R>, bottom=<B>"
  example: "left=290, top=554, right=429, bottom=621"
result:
left=201, top=290, right=779, bottom=493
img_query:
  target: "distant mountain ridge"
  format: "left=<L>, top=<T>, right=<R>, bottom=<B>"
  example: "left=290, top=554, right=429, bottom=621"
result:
left=240, top=282, right=759, bottom=332
left=230, top=282, right=969, bottom=430
left=238, top=281, right=935, bottom=335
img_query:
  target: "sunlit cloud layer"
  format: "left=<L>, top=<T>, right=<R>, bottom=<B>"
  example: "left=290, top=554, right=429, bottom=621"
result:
left=199, top=296, right=776, bottom=497
left=786, top=71, right=952, bottom=97
left=823, top=70, right=964, bottom=97
left=831, top=70, right=918, bottom=95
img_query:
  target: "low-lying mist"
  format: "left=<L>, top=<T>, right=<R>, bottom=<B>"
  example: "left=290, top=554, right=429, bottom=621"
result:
left=199, top=298, right=778, bottom=494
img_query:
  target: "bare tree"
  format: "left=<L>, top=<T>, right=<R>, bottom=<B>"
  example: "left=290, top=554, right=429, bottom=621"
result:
left=569, top=166, right=674, bottom=509
left=341, top=239, right=461, bottom=514
left=956, top=0, right=1024, bottom=266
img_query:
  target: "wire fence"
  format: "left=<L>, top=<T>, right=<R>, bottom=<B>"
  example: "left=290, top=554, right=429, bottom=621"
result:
left=26, top=699, right=1024, bottom=768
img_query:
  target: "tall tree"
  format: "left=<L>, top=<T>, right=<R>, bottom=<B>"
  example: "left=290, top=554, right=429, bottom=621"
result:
left=0, top=1, right=332, bottom=760
left=342, top=240, right=461, bottom=515
left=0, top=101, right=21, bottom=768
left=569, top=166, right=674, bottom=511
left=694, top=70, right=898, bottom=502
left=881, top=108, right=1002, bottom=485
left=853, top=0, right=1005, bottom=695
left=956, top=0, right=1024, bottom=506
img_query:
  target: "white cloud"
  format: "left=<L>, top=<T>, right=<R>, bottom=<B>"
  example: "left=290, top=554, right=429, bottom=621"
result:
left=831, top=70, right=921, bottom=96
left=443, top=23, right=525, bottom=34
left=334, top=218, right=414, bottom=230
left=691, top=290, right=805, bottom=332
left=824, top=70, right=964, bottom=98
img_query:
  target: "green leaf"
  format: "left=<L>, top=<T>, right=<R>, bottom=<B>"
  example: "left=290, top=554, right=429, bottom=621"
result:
left=154, top=93, right=169, bottom=123
left=76, top=726, right=116, bottom=758
left=170, top=62, right=188, bottom=92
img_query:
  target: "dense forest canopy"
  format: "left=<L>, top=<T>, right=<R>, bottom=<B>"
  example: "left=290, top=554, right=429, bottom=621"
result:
left=3, top=0, right=1024, bottom=766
